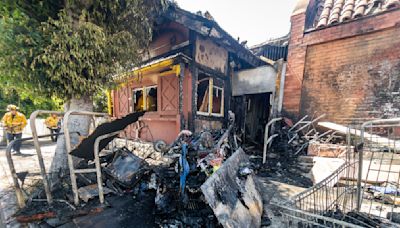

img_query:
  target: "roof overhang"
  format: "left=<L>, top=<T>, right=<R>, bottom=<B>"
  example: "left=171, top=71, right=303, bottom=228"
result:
left=114, top=53, right=191, bottom=83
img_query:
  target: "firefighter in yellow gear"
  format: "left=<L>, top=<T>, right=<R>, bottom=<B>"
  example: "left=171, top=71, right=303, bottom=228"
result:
left=1, top=105, right=27, bottom=154
left=45, top=113, right=60, bottom=142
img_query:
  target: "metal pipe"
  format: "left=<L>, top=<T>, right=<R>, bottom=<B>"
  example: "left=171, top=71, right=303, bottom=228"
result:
left=29, top=110, right=64, bottom=204
left=295, top=114, right=326, bottom=133
left=288, top=115, right=308, bottom=132
left=263, top=117, right=282, bottom=164
left=263, top=134, right=279, bottom=164
left=356, top=120, right=374, bottom=211
left=312, top=130, right=332, bottom=142
left=63, top=110, right=108, bottom=206
left=275, top=204, right=363, bottom=228
left=324, top=131, right=340, bottom=143
left=6, top=140, right=26, bottom=208
left=94, top=131, right=121, bottom=204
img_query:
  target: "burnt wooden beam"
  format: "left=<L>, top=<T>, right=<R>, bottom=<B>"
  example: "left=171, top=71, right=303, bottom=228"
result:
left=191, top=66, right=199, bottom=131
left=195, top=63, right=228, bottom=81
left=179, top=62, right=185, bottom=130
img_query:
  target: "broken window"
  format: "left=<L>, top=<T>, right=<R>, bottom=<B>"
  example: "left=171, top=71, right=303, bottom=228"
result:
left=197, top=78, right=210, bottom=113
left=133, top=88, right=144, bottom=112
left=146, top=86, right=157, bottom=112
left=197, top=74, right=224, bottom=116
left=212, top=86, right=223, bottom=114
left=133, top=86, right=158, bottom=112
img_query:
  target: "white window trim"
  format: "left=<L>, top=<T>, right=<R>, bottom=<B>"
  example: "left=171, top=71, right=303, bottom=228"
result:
left=132, top=85, right=157, bottom=112
left=211, top=86, right=224, bottom=117
left=196, top=77, right=224, bottom=117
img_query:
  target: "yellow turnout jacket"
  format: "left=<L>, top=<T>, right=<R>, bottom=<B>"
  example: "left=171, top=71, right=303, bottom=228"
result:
left=1, top=112, right=27, bottom=134
left=45, top=116, right=59, bottom=128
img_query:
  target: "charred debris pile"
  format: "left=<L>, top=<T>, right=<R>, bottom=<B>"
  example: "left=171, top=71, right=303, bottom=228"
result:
left=16, top=112, right=263, bottom=227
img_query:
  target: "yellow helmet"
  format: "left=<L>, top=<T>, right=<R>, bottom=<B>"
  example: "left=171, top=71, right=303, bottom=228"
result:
left=6, top=104, right=18, bottom=111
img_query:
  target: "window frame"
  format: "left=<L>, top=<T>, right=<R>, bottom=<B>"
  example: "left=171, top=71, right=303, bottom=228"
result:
left=145, top=85, right=158, bottom=112
left=132, top=85, right=158, bottom=112
left=132, top=87, right=145, bottom=112
left=196, top=77, right=224, bottom=117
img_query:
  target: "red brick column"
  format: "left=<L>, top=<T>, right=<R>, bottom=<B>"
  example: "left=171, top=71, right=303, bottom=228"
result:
left=283, top=13, right=307, bottom=116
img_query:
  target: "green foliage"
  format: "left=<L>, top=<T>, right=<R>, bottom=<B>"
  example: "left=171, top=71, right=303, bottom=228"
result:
left=0, top=0, right=169, bottom=101
left=0, top=85, right=62, bottom=117
left=93, top=90, right=108, bottom=113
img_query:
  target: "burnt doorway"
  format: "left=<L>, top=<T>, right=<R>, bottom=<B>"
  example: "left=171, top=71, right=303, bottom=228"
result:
left=233, top=93, right=271, bottom=146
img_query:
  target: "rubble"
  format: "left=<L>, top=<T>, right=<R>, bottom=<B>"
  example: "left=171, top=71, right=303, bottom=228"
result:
left=13, top=112, right=258, bottom=227
left=78, top=184, right=113, bottom=203
left=12, top=107, right=399, bottom=228
left=104, top=147, right=147, bottom=188
left=201, top=148, right=263, bottom=228
left=307, top=141, right=348, bottom=157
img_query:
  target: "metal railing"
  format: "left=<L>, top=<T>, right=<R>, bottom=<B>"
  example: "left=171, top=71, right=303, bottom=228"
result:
left=5, top=132, right=77, bottom=208
left=357, top=118, right=400, bottom=222
left=278, top=205, right=363, bottom=228
left=63, top=111, right=109, bottom=205
left=273, top=123, right=360, bottom=226
left=275, top=118, right=400, bottom=227
left=283, top=161, right=358, bottom=213
left=263, top=117, right=282, bottom=164
left=275, top=159, right=367, bottom=227
left=29, top=110, right=64, bottom=205
left=93, top=131, right=122, bottom=203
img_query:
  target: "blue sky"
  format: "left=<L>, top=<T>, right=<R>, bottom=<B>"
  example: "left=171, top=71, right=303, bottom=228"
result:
left=175, top=0, right=297, bottom=46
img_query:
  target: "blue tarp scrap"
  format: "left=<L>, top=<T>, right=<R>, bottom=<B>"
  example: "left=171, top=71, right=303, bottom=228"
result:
left=179, top=143, right=190, bottom=193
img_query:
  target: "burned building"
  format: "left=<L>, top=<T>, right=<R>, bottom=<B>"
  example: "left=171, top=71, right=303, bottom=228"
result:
left=111, top=5, right=268, bottom=144
left=284, top=0, right=400, bottom=125
left=229, top=36, right=290, bottom=143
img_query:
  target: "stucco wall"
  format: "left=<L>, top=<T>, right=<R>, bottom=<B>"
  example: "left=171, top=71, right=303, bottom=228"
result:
left=195, top=36, right=228, bottom=74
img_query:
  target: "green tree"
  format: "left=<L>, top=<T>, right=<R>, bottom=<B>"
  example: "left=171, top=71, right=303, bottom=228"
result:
left=0, top=0, right=168, bottom=173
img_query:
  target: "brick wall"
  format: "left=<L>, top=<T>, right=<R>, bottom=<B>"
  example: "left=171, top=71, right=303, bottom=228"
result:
left=283, top=13, right=307, bottom=115
left=301, top=27, right=400, bottom=125
left=284, top=7, right=400, bottom=123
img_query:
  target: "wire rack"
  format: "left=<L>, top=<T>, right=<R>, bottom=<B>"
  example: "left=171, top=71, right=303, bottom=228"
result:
left=357, top=118, right=400, bottom=224
left=274, top=119, right=400, bottom=227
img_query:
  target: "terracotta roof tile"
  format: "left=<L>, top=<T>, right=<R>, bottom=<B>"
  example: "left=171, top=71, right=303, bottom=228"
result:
left=354, top=0, right=369, bottom=17
left=315, top=0, right=400, bottom=28
left=340, top=0, right=355, bottom=21
left=317, top=0, right=334, bottom=27
left=328, top=0, right=345, bottom=24
left=386, top=0, right=400, bottom=8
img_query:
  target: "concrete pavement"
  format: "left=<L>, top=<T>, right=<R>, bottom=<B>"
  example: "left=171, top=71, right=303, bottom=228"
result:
left=0, top=137, right=56, bottom=227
